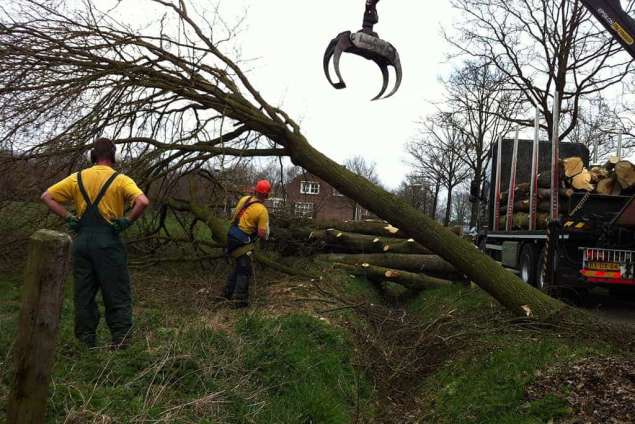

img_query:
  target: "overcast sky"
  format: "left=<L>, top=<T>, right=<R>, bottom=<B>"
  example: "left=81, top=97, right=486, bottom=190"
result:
left=99, top=0, right=457, bottom=188
left=212, top=0, right=457, bottom=189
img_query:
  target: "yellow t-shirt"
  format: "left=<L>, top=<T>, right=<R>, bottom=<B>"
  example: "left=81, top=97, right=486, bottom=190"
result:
left=47, top=165, right=144, bottom=222
left=233, top=195, right=269, bottom=237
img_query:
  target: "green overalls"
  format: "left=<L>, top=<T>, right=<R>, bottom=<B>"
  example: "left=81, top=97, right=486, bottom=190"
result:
left=72, top=171, right=132, bottom=347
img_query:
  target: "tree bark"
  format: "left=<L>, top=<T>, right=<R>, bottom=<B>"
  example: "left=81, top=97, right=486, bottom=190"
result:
left=432, top=178, right=441, bottom=220
left=8, top=230, right=71, bottom=424
left=309, top=229, right=387, bottom=253
left=316, top=253, right=458, bottom=275
left=470, top=171, right=482, bottom=228
left=314, top=220, right=409, bottom=238
left=444, top=186, right=453, bottom=226
left=283, top=132, right=569, bottom=320
left=382, top=239, right=432, bottom=255
left=333, top=262, right=452, bottom=290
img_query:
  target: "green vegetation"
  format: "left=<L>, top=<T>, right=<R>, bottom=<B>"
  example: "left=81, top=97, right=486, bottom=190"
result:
left=0, top=267, right=619, bottom=423
left=409, top=284, right=609, bottom=423
left=0, top=272, right=371, bottom=423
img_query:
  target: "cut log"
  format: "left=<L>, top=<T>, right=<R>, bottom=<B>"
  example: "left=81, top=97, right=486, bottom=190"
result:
left=562, top=157, right=584, bottom=178
left=606, top=155, right=620, bottom=170
left=500, top=212, right=549, bottom=230
left=538, top=187, right=574, bottom=199
left=614, top=160, right=635, bottom=190
left=309, top=229, right=388, bottom=253
left=383, top=238, right=432, bottom=254
left=590, top=166, right=610, bottom=184
left=570, top=169, right=594, bottom=191
left=596, top=176, right=621, bottom=195
left=501, top=188, right=574, bottom=203
left=333, top=262, right=452, bottom=290
left=500, top=200, right=566, bottom=214
left=316, top=253, right=458, bottom=275
left=315, top=220, right=409, bottom=238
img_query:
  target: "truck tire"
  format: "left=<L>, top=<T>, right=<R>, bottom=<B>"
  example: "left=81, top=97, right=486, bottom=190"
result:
left=519, top=244, right=537, bottom=285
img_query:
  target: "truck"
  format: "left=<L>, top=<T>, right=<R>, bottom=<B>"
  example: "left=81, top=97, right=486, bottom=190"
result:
left=472, top=138, right=635, bottom=296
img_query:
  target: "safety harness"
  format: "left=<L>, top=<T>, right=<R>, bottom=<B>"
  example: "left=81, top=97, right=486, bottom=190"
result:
left=227, top=196, right=263, bottom=258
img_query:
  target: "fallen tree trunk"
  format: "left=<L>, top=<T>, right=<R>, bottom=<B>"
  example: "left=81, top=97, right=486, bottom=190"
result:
left=316, top=253, right=458, bottom=275
left=333, top=262, right=452, bottom=290
left=284, top=132, right=569, bottom=320
left=314, top=220, right=408, bottom=238
left=309, top=229, right=388, bottom=253
left=310, top=229, right=433, bottom=254
left=382, top=239, right=432, bottom=255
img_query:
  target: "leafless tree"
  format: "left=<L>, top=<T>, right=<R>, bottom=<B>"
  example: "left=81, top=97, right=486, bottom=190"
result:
left=451, top=190, right=471, bottom=227
left=442, top=60, right=522, bottom=227
left=394, top=173, right=435, bottom=217
left=447, top=0, right=634, bottom=142
left=0, top=0, right=579, bottom=320
left=408, top=113, right=471, bottom=225
left=568, top=94, right=628, bottom=162
left=344, top=156, right=382, bottom=186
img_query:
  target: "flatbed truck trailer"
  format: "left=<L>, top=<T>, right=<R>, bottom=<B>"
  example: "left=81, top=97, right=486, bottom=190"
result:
left=473, top=139, right=635, bottom=295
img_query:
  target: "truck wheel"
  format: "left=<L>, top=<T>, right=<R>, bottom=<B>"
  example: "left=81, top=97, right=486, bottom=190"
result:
left=519, top=244, right=537, bottom=285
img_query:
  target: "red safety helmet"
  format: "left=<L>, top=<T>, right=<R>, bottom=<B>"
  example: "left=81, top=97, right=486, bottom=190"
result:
left=254, top=179, right=272, bottom=195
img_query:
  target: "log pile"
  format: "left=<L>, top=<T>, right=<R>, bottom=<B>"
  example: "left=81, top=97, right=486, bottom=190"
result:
left=499, top=156, right=635, bottom=230
left=309, top=220, right=464, bottom=290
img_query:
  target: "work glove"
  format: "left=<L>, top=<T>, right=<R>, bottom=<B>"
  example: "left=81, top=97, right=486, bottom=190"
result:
left=111, top=217, right=132, bottom=233
left=65, top=215, right=80, bottom=233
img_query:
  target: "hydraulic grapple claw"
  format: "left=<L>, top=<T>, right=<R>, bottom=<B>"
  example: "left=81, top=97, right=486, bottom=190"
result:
left=322, top=0, right=402, bottom=100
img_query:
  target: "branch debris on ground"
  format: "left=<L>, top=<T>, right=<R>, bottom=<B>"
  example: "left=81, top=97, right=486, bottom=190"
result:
left=526, top=356, right=635, bottom=423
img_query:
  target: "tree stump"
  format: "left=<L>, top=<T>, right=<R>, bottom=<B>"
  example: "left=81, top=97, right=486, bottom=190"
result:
left=7, top=230, right=72, bottom=424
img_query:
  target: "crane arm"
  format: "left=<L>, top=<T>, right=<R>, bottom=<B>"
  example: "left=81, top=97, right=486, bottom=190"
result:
left=581, top=0, right=635, bottom=59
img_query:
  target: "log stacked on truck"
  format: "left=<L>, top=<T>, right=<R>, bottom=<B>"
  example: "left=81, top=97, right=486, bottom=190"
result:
left=498, top=156, right=635, bottom=229
left=309, top=220, right=464, bottom=289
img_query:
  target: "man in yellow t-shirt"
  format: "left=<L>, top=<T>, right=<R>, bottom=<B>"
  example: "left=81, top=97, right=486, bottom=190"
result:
left=222, top=180, right=271, bottom=308
left=41, top=138, right=150, bottom=349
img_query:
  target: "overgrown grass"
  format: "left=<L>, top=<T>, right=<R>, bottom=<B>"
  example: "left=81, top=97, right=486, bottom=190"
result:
left=0, top=271, right=372, bottom=423
left=0, top=263, right=620, bottom=423
left=407, top=284, right=610, bottom=423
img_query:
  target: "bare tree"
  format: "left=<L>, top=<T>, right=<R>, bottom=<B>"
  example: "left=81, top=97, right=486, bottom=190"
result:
left=344, top=156, right=382, bottom=186
left=448, top=0, right=634, bottom=141
left=451, top=190, right=471, bottom=227
left=442, top=60, right=522, bottom=227
left=0, top=0, right=575, bottom=319
left=408, top=113, right=471, bottom=225
left=394, top=173, right=434, bottom=217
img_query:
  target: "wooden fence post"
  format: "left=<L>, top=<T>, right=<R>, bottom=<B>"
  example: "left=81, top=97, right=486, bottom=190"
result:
left=7, top=230, right=71, bottom=424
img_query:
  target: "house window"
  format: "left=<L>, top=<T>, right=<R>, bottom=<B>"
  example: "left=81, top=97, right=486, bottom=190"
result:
left=300, top=181, right=320, bottom=195
left=294, top=202, right=314, bottom=218
left=269, top=197, right=285, bottom=212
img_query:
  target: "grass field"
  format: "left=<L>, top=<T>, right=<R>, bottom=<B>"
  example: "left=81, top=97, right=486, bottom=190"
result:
left=0, top=227, right=626, bottom=423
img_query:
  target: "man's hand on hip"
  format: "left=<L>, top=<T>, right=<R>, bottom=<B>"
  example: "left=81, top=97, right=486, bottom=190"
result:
left=66, top=215, right=80, bottom=233
left=112, top=218, right=132, bottom=233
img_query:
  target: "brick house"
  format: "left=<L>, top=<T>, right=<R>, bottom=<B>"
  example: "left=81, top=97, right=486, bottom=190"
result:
left=270, top=173, right=371, bottom=221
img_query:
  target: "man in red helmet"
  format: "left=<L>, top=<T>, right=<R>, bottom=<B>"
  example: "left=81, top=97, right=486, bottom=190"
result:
left=222, top=179, right=272, bottom=307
